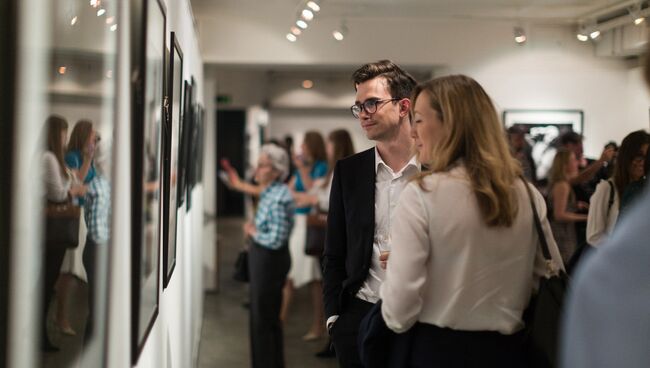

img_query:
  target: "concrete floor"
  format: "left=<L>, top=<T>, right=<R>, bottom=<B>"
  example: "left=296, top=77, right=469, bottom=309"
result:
left=198, top=217, right=338, bottom=368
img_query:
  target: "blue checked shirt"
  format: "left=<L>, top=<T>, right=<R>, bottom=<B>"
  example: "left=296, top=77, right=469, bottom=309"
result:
left=253, top=181, right=294, bottom=250
left=84, top=175, right=111, bottom=245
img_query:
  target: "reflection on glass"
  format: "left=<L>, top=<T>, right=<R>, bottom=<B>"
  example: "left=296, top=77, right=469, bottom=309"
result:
left=38, top=0, right=116, bottom=366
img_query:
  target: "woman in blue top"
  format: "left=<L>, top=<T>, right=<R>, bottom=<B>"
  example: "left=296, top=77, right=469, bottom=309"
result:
left=282, top=131, right=328, bottom=340
left=61, top=120, right=101, bottom=340
left=243, top=144, right=294, bottom=368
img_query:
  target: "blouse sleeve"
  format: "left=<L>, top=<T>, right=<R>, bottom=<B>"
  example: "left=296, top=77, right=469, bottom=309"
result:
left=586, top=180, right=611, bottom=247
left=317, top=174, right=333, bottom=211
left=43, top=152, right=70, bottom=202
left=380, top=183, right=431, bottom=333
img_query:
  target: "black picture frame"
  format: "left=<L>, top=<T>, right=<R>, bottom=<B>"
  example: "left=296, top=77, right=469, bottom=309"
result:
left=0, top=0, right=16, bottom=364
left=503, top=109, right=584, bottom=181
left=185, top=76, right=197, bottom=211
left=178, top=80, right=192, bottom=209
left=162, top=33, right=183, bottom=289
left=130, top=0, right=166, bottom=364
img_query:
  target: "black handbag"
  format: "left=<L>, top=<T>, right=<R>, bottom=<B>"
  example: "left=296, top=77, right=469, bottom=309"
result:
left=522, top=178, right=569, bottom=368
left=44, top=200, right=81, bottom=250
left=233, top=250, right=249, bottom=283
left=305, top=211, right=327, bottom=256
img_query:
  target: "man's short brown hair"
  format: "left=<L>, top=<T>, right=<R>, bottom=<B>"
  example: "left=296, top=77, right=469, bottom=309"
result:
left=351, top=60, right=417, bottom=99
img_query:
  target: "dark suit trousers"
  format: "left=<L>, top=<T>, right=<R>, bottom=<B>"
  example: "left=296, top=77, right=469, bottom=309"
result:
left=249, top=242, right=290, bottom=368
left=409, top=323, right=526, bottom=368
left=331, top=296, right=374, bottom=368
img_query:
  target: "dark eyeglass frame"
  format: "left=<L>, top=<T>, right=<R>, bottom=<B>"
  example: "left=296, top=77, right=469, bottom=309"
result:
left=350, top=98, right=399, bottom=118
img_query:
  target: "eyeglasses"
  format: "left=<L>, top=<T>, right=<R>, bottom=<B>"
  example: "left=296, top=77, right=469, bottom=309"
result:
left=350, top=98, right=399, bottom=118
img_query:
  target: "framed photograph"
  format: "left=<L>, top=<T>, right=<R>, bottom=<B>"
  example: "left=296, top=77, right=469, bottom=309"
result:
left=195, top=105, right=205, bottom=183
left=503, top=109, right=584, bottom=181
left=130, top=0, right=166, bottom=363
left=162, top=33, right=183, bottom=289
left=185, top=77, right=197, bottom=211
left=178, top=80, right=192, bottom=209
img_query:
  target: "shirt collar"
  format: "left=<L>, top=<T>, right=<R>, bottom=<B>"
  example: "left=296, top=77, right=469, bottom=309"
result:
left=374, top=146, right=421, bottom=175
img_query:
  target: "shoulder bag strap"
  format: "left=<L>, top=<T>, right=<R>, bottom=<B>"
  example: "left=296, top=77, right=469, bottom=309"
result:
left=606, top=179, right=615, bottom=215
left=520, top=177, right=553, bottom=262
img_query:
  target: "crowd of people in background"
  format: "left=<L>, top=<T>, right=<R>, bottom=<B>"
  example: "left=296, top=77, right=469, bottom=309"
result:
left=221, top=58, right=649, bottom=368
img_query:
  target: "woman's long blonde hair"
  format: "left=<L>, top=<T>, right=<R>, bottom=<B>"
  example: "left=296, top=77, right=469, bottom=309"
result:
left=413, top=75, right=522, bottom=227
left=547, top=149, right=573, bottom=187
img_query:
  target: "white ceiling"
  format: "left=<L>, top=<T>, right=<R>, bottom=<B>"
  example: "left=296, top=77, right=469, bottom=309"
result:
left=192, top=0, right=632, bottom=24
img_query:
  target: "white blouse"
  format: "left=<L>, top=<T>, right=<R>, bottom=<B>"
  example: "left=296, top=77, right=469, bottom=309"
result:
left=586, top=180, right=619, bottom=247
left=42, top=151, right=71, bottom=202
left=380, top=165, right=564, bottom=335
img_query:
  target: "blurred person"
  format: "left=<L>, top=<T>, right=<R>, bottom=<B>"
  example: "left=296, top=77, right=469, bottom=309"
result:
left=380, top=75, right=564, bottom=367
left=507, top=125, right=537, bottom=184
left=292, top=129, right=355, bottom=358
left=244, top=144, right=294, bottom=368
left=619, top=133, right=650, bottom=215
left=323, top=60, right=418, bottom=368
left=282, top=131, right=328, bottom=340
left=41, top=115, right=86, bottom=351
left=66, top=120, right=110, bottom=342
left=561, top=41, right=650, bottom=368
left=586, top=131, right=649, bottom=246
left=546, top=149, right=588, bottom=263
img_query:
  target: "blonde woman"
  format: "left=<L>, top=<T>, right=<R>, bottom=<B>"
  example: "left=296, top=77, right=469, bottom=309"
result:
left=380, top=75, right=564, bottom=366
left=547, top=149, right=588, bottom=263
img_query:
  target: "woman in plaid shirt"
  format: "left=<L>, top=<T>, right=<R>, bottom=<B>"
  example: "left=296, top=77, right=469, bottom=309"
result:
left=243, top=143, right=294, bottom=368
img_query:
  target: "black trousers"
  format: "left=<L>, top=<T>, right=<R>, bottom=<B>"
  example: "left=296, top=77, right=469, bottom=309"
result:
left=41, top=245, right=67, bottom=344
left=249, top=242, right=290, bottom=368
left=408, top=323, right=526, bottom=368
left=331, top=296, right=374, bottom=368
left=82, top=235, right=97, bottom=343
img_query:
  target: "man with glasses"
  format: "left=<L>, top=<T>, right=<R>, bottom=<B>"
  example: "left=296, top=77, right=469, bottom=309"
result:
left=323, top=60, right=418, bottom=367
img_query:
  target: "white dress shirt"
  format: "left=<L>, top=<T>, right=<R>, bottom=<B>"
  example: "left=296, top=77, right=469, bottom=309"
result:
left=380, top=164, right=564, bottom=334
left=586, top=179, right=619, bottom=247
left=355, top=147, right=420, bottom=303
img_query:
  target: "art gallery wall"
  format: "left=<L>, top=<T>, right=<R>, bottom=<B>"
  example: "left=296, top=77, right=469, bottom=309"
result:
left=105, top=0, right=206, bottom=367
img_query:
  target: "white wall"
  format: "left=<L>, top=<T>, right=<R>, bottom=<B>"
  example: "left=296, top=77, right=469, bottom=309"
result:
left=106, top=0, right=206, bottom=368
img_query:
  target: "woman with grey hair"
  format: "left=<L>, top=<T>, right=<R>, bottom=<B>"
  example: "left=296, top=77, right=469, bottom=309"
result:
left=243, top=143, right=294, bottom=368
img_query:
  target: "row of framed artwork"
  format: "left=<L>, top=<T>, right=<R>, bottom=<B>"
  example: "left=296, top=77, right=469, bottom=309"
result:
left=130, top=0, right=204, bottom=364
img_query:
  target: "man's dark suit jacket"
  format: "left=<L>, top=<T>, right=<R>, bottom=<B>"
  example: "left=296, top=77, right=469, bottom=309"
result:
left=323, top=147, right=376, bottom=319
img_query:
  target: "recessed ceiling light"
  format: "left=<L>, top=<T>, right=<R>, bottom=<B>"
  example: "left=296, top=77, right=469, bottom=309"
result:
left=291, top=26, right=302, bottom=36
left=590, top=30, right=600, bottom=39
left=576, top=33, right=589, bottom=42
left=106, top=16, right=115, bottom=24
left=302, top=80, right=314, bottom=89
left=333, top=31, right=344, bottom=41
left=635, top=17, right=645, bottom=25
left=70, top=16, right=78, bottom=26
left=286, top=33, right=297, bottom=42
left=58, top=66, right=67, bottom=75
left=110, top=24, right=118, bottom=32
left=97, top=8, right=106, bottom=16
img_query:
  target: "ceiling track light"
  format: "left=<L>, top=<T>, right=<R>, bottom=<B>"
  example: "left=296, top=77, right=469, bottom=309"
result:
left=590, top=30, right=601, bottom=39
left=296, top=20, right=308, bottom=29
left=306, top=1, right=320, bottom=12
left=333, top=20, right=348, bottom=41
left=513, top=26, right=526, bottom=45
left=301, top=9, right=314, bottom=21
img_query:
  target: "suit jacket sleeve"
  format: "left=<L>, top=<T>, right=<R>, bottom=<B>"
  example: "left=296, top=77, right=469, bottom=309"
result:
left=322, top=160, right=347, bottom=318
